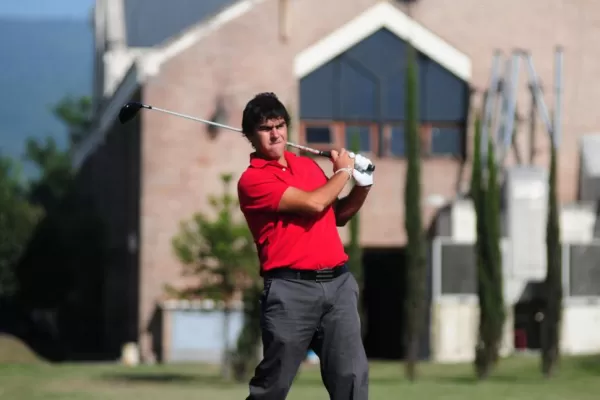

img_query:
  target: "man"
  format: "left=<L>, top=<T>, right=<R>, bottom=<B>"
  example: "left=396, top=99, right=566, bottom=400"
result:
left=237, top=92, right=373, bottom=400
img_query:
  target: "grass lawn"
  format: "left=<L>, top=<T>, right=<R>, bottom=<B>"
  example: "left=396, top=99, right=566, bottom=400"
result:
left=1, top=354, right=599, bottom=400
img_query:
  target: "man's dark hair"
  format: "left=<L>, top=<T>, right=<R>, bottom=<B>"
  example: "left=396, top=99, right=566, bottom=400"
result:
left=241, top=92, right=291, bottom=139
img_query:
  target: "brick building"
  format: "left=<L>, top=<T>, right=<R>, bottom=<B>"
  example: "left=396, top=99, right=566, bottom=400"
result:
left=74, top=0, right=600, bottom=362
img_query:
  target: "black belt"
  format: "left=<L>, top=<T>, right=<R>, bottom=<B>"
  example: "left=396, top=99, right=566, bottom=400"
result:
left=262, top=264, right=348, bottom=282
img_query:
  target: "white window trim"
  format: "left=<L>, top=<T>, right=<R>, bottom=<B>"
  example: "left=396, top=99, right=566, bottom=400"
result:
left=294, top=1, right=471, bottom=81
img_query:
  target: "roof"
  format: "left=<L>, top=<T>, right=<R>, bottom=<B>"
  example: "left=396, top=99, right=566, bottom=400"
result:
left=124, top=0, right=239, bottom=47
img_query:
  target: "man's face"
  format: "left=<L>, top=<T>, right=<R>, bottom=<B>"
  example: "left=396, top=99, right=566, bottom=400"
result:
left=251, top=117, right=287, bottom=160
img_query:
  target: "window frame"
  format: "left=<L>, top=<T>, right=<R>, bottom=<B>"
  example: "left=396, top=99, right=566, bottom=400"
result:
left=298, top=120, right=465, bottom=160
left=339, top=121, right=379, bottom=158
left=423, top=121, right=466, bottom=159
left=299, top=120, right=340, bottom=151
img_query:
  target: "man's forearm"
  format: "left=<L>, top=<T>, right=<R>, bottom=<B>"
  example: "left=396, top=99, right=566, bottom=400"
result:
left=309, top=169, right=352, bottom=212
left=334, top=184, right=371, bottom=226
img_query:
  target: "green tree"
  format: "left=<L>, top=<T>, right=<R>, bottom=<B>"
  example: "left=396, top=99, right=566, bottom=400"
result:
left=0, top=156, right=42, bottom=298
left=403, top=42, right=427, bottom=381
left=14, top=94, right=105, bottom=360
left=472, top=113, right=505, bottom=379
left=22, top=95, right=92, bottom=210
left=471, top=113, right=487, bottom=375
left=170, top=173, right=259, bottom=379
left=17, top=94, right=96, bottom=295
left=24, top=136, right=74, bottom=210
left=52, top=95, right=93, bottom=149
left=542, top=141, right=562, bottom=377
left=484, top=122, right=505, bottom=368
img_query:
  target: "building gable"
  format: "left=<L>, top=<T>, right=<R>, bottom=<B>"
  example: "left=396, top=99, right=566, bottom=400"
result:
left=299, top=27, right=470, bottom=123
left=294, top=1, right=471, bottom=81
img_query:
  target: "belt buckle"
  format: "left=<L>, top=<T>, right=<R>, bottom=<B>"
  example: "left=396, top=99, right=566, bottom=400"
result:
left=315, top=268, right=335, bottom=282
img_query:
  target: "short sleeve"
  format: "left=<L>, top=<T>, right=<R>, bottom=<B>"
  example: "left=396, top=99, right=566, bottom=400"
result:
left=238, top=170, right=289, bottom=213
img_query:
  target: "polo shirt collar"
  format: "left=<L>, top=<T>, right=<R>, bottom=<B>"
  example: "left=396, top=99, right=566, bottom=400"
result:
left=249, top=150, right=296, bottom=169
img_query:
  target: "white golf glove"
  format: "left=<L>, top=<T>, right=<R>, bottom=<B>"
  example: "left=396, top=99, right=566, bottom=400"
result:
left=353, top=168, right=373, bottom=187
left=351, top=153, right=373, bottom=173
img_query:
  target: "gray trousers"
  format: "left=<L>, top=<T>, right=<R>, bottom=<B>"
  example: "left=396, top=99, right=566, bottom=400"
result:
left=246, top=270, right=369, bottom=400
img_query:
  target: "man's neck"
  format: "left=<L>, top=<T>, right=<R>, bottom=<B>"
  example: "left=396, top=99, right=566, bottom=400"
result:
left=254, top=151, right=287, bottom=167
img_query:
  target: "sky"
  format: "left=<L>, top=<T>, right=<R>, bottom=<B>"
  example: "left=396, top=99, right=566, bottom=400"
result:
left=0, top=0, right=95, bottom=20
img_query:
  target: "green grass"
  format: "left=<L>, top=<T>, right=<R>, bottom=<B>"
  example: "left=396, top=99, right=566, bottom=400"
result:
left=1, top=354, right=599, bottom=399
left=0, top=334, right=46, bottom=365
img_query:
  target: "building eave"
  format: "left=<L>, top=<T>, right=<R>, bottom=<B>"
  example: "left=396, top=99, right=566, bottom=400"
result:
left=74, top=0, right=266, bottom=170
left=72, top=61, right=143, bottom=169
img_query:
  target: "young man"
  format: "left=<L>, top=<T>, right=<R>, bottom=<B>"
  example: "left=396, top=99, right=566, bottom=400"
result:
left=237, top=92, right=373, bottom=400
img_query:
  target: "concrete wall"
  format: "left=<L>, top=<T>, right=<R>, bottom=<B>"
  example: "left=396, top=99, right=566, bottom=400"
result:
left=431, top=296, right=600, bottom=362
left=561, top=300, right=600, bottom=355
left=431, top=196, right=600, bottom=362
left=430, top=298, right=514, bottom=363
left=160, top=300, right=245, bottom=363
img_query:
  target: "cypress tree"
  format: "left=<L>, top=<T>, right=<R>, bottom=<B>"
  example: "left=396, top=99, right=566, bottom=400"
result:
left=542, top=142, right=562, bottom=377
left=403, top=42, right=427, bottom=381
left=472, top=113, right=489, bottom=377
left=484, top=131, right=505, bottom=368
left=472, top=113, right=505, bottom=379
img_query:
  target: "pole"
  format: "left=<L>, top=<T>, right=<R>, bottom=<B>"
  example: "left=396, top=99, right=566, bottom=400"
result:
left=499, top=51, right=522, bottom=165
left=529, top=84, right=537, bottom=164
left=554, top=47, right=563, bottom=148
left=522, top=52, right=554, bottom=143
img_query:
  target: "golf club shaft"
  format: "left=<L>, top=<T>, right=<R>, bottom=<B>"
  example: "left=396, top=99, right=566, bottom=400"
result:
left=147, top=105, right=242, bottom=133
left=144, top=105, right=332, bottom=158
left=138, top=103, right=375, bottom=172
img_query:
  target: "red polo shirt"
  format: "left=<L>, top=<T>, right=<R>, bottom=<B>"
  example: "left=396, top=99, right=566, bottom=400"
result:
left=237, top=150, right=348, bottom=273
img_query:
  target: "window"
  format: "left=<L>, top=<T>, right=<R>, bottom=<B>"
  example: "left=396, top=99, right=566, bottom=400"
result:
left=306, top=126, right=332, bottom=144
left=299, top=122, right=337, bottom=156
left=345, top=125, right=372, bottom=153
left=390, top=125, right=406, bottom=157
left=430, top=126, right=463, bottom=157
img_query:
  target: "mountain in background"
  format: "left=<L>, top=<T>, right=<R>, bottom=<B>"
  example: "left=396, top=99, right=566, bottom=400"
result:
left=0, top=18, right=93, bottom=173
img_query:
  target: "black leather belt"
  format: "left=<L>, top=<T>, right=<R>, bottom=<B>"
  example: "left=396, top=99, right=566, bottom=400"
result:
left=262, top=264, right=348, bottom=282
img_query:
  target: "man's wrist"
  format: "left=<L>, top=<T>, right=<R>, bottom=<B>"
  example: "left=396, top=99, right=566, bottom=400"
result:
left=354, top=183, right=372, bottom=190
left=334, top=167, right=353, bottom=179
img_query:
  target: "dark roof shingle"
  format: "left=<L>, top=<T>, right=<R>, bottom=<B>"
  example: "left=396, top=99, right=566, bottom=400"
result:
left=124, top=0, right=239, bottom=47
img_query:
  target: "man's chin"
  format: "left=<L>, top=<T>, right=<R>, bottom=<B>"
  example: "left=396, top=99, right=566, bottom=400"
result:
left=266, top=144, right=285, bottom=158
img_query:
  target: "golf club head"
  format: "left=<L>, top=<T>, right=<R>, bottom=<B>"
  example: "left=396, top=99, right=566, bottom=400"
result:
left=118, top=102, right=145, bottom=124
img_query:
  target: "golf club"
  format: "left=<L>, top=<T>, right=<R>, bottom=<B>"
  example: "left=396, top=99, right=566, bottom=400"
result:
left=118, top=102, right=375, bottom=172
